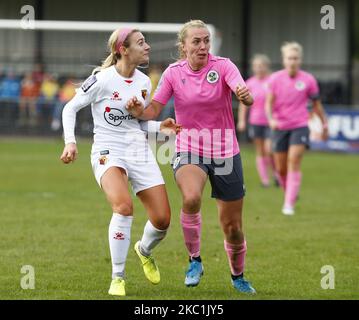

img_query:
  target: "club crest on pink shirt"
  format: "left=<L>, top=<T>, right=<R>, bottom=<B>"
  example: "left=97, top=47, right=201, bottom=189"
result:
left=295, top=80, right=306, bottom=91
left=206, top=70, right=219, bottom=83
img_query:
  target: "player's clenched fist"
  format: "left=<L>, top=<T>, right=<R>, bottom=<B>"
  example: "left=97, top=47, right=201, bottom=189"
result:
left=126, top=96, right=144, bottom=118
left=236, top=85, right=252, bottom=103
left=60, top=143, right=78, bottom=164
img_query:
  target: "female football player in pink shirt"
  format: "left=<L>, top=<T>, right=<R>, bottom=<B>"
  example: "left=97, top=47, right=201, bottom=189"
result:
left=127, top=20, right=256, bottom=294
left=265, top=42, right=328, bottom=215
left=237, top=54, right=277, bottom=187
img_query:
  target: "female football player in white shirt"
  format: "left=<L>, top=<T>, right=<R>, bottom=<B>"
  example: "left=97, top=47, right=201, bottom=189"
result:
left=60, top=28, right=181, bottom=297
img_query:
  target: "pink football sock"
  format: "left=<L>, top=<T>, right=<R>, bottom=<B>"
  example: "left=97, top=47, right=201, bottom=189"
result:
left=284, top=171, right=302, bottom=208
left=224, top=240, right=247, bottom=276
left=180, top=210, right=202, bottom=258
left=256, top=156, right=270, bottom=186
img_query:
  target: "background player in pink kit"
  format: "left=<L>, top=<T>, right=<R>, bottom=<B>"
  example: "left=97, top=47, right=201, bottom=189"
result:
left=127, top=20, right=256, bottom=294
left=237, top=54, right=277, bottom=187
left=60, top=28, right=181, bottom=297
left=265, top=42, right=328, bottom=215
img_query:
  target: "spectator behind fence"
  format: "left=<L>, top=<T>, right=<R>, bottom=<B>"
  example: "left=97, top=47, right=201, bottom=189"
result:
left=51, top=78, right=76, bottom=131
left=18, top=72, right=40, bottom=127
left=38, top=73, right=59, bottom=126
left=0, top=70, right=21, bottom=126
left=32, top=63, right=44, bottom=85
left=0, top=70, right=21, bottom=101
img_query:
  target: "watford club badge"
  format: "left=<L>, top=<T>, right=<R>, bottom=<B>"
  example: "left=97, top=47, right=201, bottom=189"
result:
left=99, top=155, right=108, bottom=165
left=141, top=89, right=147, bottom=100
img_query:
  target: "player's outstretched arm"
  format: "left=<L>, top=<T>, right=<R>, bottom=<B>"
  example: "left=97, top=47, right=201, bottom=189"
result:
left=139, top=118, right=182, bottom=135
left=126, top=97, right=165, bottom=120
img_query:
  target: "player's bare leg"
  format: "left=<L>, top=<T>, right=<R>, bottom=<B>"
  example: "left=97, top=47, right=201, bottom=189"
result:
left=274, top=151, right=288, bottom=190
left=254, top=138, right=270, bottom=187
left=176, top=165, right=207, bottom=286
left=264, top=137, right=278, bottom=186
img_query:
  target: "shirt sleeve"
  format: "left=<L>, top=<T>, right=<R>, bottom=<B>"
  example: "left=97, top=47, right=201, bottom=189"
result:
left=222, top=59, right=246, bottom=93
left=152, top=67, right=173, bottom=106
left=308, top=75, right=320, bottom=100
left=62, top=74, right=102, bottom=144
left=139, top=120, right=161, bottom=133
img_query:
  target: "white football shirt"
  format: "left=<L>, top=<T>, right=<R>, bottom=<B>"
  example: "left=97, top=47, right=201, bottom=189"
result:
left=62, top=66, right=160, bottom=159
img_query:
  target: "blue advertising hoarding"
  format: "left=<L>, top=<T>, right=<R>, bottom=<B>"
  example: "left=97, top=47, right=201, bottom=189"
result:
left=310, top=108, right=359, bottom=153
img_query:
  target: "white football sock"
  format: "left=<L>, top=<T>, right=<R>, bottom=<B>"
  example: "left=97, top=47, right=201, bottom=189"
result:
left=140, top=220, right=167, bottom=257
left=108, top=213, right=133, bottom=279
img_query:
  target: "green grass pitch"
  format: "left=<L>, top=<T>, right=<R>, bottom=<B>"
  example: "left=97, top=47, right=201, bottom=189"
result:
left=0, top=137, right=358, bottom=300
